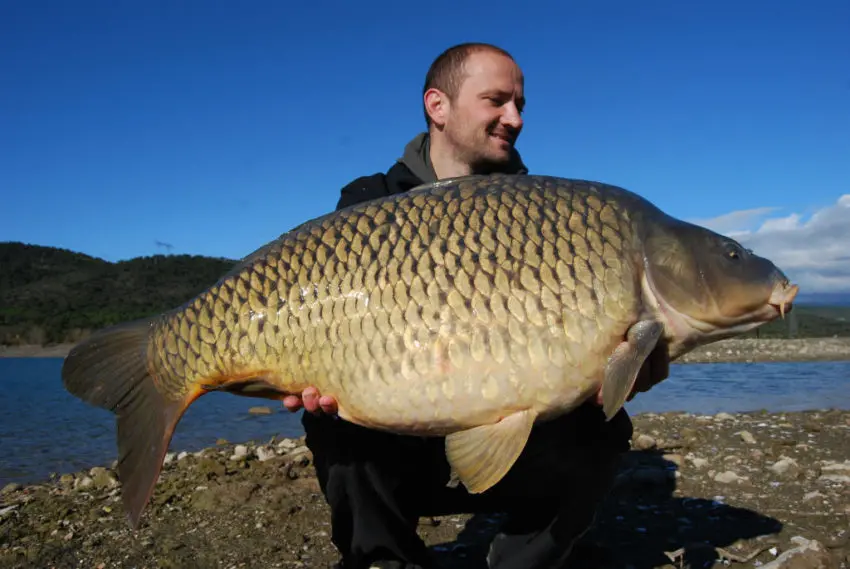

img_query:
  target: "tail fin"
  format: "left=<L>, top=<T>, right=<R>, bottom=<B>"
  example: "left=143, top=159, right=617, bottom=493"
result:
left=61, top=317, right=195, bottom=529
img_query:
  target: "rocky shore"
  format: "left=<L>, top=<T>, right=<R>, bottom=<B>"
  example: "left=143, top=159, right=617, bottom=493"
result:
left=678, top=338, right=850, bottom=364
left=3, top=337, right=850, bottom=363
left=1, top=410, right=847, bottom=569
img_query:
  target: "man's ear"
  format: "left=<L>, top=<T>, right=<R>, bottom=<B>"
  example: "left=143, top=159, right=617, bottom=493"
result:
left=424, top=88, right=449, bottom=127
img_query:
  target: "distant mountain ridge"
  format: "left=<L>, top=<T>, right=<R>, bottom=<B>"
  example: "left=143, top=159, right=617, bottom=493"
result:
left=794, top=292, right=850, bottom=306
left=1, top=242, right=237, bottom=345
left=1, top=241, right=849, bottom=345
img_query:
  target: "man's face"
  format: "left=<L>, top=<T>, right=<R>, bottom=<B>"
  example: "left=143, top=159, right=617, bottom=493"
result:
left=442, top=51, right=525, bottom=171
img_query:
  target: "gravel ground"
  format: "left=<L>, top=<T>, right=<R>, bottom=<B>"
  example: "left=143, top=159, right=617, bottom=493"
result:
left=1, top=410, right=847, bottom=569
left=678, top=338, right=850, bottom=363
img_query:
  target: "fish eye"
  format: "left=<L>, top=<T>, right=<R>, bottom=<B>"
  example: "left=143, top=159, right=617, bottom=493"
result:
left=724, top=242, right=743, bottom=261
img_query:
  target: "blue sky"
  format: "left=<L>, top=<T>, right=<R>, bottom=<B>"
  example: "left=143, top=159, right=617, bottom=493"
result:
left=2, top=1, right=849, bottom=292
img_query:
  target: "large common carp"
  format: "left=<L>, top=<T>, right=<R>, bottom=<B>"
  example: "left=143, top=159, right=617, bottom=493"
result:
left=62, top=174, right=798, bottom=528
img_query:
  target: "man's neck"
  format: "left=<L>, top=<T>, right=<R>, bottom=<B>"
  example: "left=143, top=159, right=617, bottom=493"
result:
left=428, top=134, right=473, bottom=180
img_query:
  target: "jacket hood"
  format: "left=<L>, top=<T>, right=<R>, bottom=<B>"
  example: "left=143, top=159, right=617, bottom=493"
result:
left=398, top=132, right=528, bottom=184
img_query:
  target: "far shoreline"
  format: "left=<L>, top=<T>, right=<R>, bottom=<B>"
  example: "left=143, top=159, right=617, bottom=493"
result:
left=2, top=337, right=850, bottom=363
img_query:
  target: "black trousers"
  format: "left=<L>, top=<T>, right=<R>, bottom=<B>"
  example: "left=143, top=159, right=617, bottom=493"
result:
left=303, top=403, right=633, bottom=569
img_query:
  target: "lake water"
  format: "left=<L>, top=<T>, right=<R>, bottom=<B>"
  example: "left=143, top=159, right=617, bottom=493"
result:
left=1, top=357, right=848, bottom=487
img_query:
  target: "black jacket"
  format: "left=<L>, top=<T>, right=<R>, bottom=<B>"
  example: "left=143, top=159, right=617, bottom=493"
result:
left=336, top=160, right=425, bottom=211
left=335, top=132, right=529, bottom=211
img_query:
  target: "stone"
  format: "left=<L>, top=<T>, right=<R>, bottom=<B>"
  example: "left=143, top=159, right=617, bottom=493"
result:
left=230, top=445, right=250, bottom=461
left=738, top=430, right=757, bottom=444
left=756, top=538, right=833, bottom=569
left=256, top=446, right=276, bottom=462
left=818, top=474, right=850, bottom=484
left=75, top=476, right=94, bottom=490
left=686, top=454, right=709, bottom=469
left=714, top=471, right=740, bottom=484
left=769, top=457, right=801, bottom=478
left=633, top=434, right=656, bottom=451
left=1, top=483, right=21, bottom=495
left=89, top=467, right=118, bottom=489
left=59, top=474, right=75, bottom=489
left=802, top=491, right=824, bottom=502
left=662, top=454, right=683, bottom=467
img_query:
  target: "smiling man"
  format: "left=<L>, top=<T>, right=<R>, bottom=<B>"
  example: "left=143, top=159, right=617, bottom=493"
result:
left=286, top=43, right=634, bottom=569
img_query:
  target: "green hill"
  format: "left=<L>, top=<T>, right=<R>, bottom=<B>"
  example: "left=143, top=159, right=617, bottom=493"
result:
left=1, top=241, right=849, bottom=346
left=0, top=242, right=236, bottom=345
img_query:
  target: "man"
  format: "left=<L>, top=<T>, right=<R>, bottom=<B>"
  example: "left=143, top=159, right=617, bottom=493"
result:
left=284, top=43, right=635, bottom=569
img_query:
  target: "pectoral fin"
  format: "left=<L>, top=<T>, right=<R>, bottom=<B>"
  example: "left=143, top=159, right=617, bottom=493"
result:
left=602, top=320, right=664, bottom=421
left=445, top=409, right=536, bottom=494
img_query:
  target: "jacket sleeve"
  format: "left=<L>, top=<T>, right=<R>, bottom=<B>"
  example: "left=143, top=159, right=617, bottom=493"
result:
left=335, top=173, right=389, bottom=211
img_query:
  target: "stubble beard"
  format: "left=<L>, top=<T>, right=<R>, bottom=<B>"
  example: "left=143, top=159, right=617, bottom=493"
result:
left=446, top=123, right=514, bottom=176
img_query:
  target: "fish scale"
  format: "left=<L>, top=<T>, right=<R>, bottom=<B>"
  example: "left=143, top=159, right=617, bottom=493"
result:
left=62, top=173, right=798, bottom=529
left=151, top=177, right=635, bottom=426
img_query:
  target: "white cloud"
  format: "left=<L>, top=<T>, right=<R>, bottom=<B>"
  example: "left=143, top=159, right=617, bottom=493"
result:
left=689, top=207, right=778, bottom=235
left=688, top=195, right=850, bottom=294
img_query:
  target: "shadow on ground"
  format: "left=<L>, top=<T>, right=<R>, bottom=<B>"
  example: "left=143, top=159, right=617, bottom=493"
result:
left=428, top=450, right=783, bottom=569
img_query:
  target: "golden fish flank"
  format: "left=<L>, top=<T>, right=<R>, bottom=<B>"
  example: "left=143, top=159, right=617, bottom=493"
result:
left=62, top=173, right=798, bottom=529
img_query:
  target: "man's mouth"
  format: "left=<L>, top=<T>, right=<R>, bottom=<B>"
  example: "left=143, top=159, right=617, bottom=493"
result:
left=490, top=132, right=513, bottom=146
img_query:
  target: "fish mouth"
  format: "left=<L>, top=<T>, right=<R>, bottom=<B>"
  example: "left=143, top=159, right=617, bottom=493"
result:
left=768, top=281, right=800, bottom=319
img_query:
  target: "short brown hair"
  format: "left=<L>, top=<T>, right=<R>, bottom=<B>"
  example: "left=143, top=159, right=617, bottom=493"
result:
left=422, top=42, right=516, bottom=127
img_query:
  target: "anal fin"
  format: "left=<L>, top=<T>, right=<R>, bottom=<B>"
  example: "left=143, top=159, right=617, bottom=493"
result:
left=602, top=320, right=664, bottom=420
left=444, top=409, right=536, bottom=494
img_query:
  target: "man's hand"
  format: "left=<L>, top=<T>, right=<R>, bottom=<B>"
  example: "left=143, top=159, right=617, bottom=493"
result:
left=282, top=386, right=339, bottom=415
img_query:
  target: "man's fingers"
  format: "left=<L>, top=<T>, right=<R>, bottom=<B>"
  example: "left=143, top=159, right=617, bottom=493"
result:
left=302, top=387, right=320, bottom=413
left=281, top=387, right=338, bottom=416
left=282, top=395, right=303, bottom=412
left=319, top=395, right=338, bottom=415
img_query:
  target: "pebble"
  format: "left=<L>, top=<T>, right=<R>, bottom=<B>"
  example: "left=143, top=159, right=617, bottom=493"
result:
left=59, top=473, right=75, bottom=489
left=75, top=476, right=94, bottom=490
left=738, top=430, right=757, bottom=444
left=818, top=474, right=850, bottom=484
left=686, top=453, right=709, bottom=469
left=177, top=451, right=189, bottom=461
left=756, top=537, right=832, bottom=569
left=256, top=446, right=276, bottom=462
left=768, top=457, right=800, bottom=478
left=802, top=490, right=824, bottom=501
left=1, top=482, right=21, bottom=494
left=230, top=445, right=250, bottom=461
left=632, top=434, right=656, bottom=451
left=662, top=454, right=683, bottom=467
left=278, top=438, right=297, bottom=451
left=714, top=471, right=741, bottom=484
left=819, top=460, right=850, bottom=477
left=714, top=412, right=735, bottom=422
left=89, top=467, right=118, bottom=489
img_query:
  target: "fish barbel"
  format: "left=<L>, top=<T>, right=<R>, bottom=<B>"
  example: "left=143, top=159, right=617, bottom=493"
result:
left=62, top=174, right=799, bottom=528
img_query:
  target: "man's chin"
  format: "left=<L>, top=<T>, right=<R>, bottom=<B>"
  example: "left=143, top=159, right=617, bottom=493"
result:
left=489, top=135, right=513, bottom=151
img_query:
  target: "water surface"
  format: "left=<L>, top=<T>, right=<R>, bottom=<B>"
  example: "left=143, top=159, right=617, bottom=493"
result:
left=1, top=357, right=848, bottom=486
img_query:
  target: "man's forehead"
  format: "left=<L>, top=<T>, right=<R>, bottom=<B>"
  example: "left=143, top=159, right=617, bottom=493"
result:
left=460, top=51, right=523, bottom=88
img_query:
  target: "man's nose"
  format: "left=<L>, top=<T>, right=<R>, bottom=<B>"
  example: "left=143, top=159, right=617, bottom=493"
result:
left=501, top=102, right=523, bottom=131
